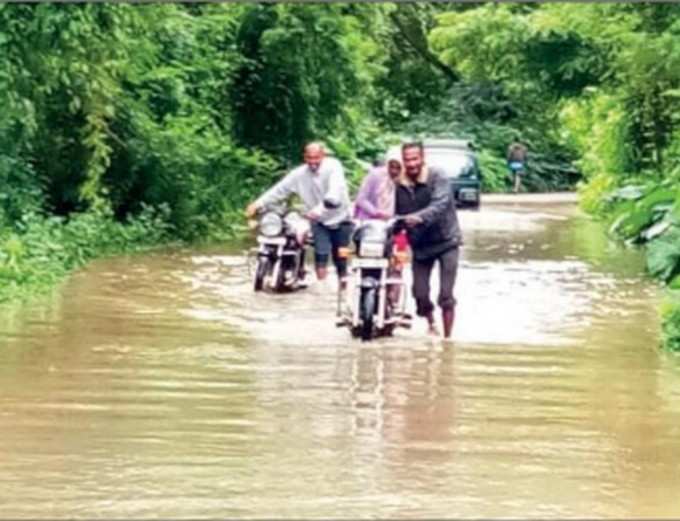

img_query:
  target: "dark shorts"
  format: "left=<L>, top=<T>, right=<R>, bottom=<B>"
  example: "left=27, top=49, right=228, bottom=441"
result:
left=311, top=221, right=354, bottom=277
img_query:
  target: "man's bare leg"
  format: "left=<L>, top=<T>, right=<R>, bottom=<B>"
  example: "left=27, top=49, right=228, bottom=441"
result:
left=425, top=312, right=439, bottom=336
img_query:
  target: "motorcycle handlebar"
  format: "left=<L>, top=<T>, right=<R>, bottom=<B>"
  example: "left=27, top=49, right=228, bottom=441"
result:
left=350, top=216, right=406, bottom=234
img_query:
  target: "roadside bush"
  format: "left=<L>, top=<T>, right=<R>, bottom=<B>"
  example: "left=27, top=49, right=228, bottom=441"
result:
left=599, top=180, right=680, bottom=351
left=0, top=205, right=171, bottom=303
left=661, top=292, right=680, bottom=352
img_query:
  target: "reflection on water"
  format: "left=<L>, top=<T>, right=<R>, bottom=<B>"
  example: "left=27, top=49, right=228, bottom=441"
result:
left=1, top=199, right=680, bottom=518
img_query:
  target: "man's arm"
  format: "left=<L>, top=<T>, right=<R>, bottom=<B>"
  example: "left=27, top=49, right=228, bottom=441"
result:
left=412, top=169, right=453, bottom=226
left=309, top=158, right=348, bottom=217
left=247, top=170, right=298, bottom=216
left=324, top=158, right=348, bottom=208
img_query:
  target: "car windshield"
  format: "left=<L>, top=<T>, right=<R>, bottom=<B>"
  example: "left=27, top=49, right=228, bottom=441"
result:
left=425, top=149, right=474, bottom=178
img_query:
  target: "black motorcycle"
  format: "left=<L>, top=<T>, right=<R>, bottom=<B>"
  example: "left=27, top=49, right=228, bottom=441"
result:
left=251, top=209, right=310, bottom=292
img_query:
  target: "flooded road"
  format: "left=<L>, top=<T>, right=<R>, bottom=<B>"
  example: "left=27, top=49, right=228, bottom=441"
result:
left=1, top=196, right=680, bottom=518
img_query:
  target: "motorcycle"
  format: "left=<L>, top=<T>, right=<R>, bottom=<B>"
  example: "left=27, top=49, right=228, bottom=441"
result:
left=336, top=218, right=412, bottom=341
left=250, top=208, right=310, bottom=292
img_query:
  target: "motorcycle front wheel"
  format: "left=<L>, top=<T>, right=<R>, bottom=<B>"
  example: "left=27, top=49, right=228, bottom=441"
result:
left=360, top=287, right=376, bottom=341
left=253, top=257, right=270, bottom=292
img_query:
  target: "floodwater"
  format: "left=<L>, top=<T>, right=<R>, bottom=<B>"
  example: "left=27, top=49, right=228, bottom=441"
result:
left=1, top=195, right=680, bottom=518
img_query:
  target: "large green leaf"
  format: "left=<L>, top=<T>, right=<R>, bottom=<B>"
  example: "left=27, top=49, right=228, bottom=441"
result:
left=647, top=226, right=680, bottom=282
left=669, top=274, right=680, bottom=290
left=660, top=291, right=680, bottom=352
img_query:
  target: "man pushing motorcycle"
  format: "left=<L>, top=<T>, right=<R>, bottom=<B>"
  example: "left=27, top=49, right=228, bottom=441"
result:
left=395, top=141, right=463, bottom=339
left=245, top=142, right=353, bottom=290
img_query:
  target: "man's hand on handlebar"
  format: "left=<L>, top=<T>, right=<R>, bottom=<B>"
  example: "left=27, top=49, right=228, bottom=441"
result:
left=245, top=202, right=259, bottom=218
left=403, top=214, right=423, bottom=228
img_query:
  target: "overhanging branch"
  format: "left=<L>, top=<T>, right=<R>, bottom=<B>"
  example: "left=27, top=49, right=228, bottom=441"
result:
left=390, top=12, right=460, bottom=85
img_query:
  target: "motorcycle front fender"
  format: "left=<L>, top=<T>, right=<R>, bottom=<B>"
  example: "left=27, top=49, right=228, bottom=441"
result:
left=360, top=276, right=380, bottom=289
left=258, top=245, right=278, bottom=259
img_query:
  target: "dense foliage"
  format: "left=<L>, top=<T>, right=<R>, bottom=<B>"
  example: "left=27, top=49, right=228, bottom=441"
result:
left=543, top=3, right=680, bottom=351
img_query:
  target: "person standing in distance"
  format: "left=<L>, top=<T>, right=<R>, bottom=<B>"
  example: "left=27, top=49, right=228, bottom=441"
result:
left=507, top=138, right=528, bottom=194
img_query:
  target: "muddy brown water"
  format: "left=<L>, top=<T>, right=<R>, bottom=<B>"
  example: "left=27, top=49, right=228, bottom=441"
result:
left=1, top=197, right=680, bottom=518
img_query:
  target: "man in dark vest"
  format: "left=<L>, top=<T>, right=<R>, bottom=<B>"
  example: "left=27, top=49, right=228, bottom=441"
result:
left=395, top=142, right=463, bottom=339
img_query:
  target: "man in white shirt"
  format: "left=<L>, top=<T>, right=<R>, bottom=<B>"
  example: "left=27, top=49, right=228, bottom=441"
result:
left=245, top=142, right=353, bottom=287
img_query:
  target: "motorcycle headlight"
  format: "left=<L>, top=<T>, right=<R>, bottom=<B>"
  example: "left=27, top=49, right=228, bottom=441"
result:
left=283, top=211, right=304, bottom=229
left=259, top=212, right=283, bottom=237
left=359, top=241, right=384, bottom=258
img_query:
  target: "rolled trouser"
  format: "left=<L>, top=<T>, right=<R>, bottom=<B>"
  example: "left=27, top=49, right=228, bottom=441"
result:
left=311, top=221, right=354, bottom=278
left=411, top=246, right=459, bottom=317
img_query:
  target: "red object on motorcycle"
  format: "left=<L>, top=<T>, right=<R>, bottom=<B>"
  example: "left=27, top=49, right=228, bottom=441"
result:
left=394, top=230, right=409, bottom=252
